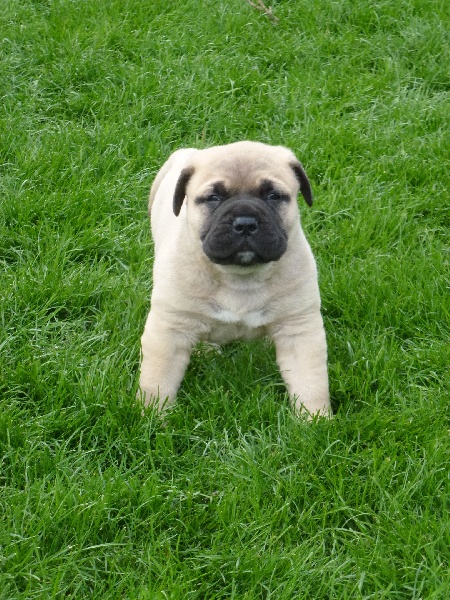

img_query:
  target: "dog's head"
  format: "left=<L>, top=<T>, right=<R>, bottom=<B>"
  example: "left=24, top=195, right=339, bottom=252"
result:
left=173, top=141, right=312, bottom=267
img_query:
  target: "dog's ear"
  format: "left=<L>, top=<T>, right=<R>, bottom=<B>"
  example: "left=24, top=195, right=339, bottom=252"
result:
left=173, top=166, right=194, bottom=216
left=291, top=161, right=313, bottom=207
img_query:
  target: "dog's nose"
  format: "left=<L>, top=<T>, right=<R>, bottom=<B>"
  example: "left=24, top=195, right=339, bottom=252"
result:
left=233, top=216, right=258, bottom=236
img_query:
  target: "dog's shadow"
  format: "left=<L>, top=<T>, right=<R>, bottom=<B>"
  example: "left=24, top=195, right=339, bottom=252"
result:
left=178, top=339, right=288, bottom=417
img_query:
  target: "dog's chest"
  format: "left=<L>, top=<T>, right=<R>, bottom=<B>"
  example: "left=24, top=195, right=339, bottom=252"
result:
left=213, top=306, right=266, bottom=328
left=204, top=296, right=269, bottom=343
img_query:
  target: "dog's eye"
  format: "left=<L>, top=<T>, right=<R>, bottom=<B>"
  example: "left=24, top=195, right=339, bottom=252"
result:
left=206, top=194, right=222, bottom=203
left=267, top=191, right=283, bottom=201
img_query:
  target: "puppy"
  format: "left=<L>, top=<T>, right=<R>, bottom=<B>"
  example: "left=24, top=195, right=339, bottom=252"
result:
left=139, top=141, right=330, bottom=417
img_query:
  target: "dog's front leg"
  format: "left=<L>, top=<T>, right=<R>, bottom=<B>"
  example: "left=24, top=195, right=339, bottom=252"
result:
left=270, top=314, right=331, bottom=418
left=139, top=311, right=195, bottom=412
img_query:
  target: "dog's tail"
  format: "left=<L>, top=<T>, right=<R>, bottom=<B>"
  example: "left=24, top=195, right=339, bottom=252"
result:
left=148, top=149, right=197, bottom=214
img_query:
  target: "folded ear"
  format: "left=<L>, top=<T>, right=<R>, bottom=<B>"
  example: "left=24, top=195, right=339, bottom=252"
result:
left=291, top=161, right=313, bottom=207
left=173, top=166, right=195, bottom=216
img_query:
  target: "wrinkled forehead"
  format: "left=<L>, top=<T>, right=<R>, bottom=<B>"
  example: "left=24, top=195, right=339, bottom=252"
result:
left=188, top=148, right=297, bottom=193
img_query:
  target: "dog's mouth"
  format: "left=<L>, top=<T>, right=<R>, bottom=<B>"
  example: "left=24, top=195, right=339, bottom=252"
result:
left=207, top=247, right=262, bottom=267
left=236, top=250, right=258, bottom=265
left=202, top=230, right=287, bottom=266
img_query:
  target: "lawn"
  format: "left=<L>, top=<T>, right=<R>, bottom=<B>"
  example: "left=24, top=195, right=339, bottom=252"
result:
left=0, top=0, right=449, bottom=598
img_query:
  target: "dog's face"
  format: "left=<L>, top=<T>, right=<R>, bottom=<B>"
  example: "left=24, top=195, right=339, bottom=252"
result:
left=173, top=142, right=312, bottom=267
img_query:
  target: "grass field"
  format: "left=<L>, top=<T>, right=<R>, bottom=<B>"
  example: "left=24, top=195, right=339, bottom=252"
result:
left=1, top=0, right=449, bottom=597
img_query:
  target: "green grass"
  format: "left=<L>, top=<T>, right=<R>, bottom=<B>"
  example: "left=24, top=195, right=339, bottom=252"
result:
left=1, top=0, right=449, bottom=597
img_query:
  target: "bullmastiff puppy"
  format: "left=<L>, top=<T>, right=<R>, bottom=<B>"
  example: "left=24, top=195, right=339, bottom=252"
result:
left=139, top=141, right=331, bottom=418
